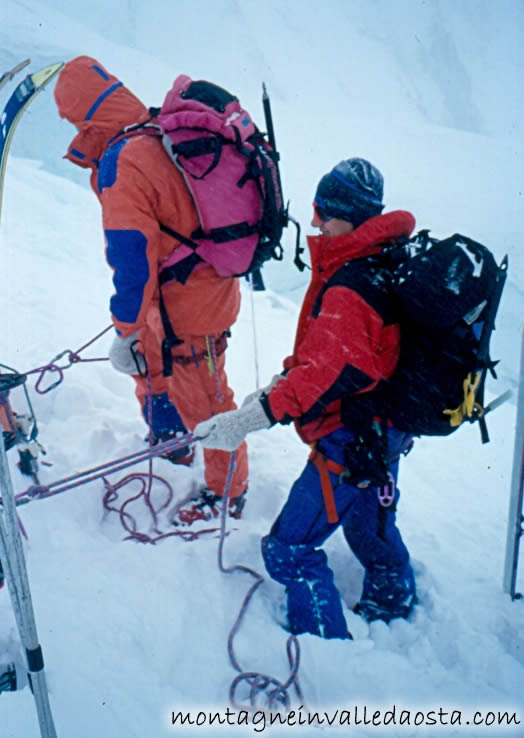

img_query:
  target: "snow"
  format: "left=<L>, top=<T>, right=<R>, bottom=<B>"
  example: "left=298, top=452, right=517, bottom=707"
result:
left=0, top=1, right=523, bottom=736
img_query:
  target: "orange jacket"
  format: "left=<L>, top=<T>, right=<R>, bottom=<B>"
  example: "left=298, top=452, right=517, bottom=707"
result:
left=54, top=56, right=240, bottom=339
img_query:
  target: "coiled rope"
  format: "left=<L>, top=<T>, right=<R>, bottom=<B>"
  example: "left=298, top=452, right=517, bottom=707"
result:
left=4, top=326, right=306, bottom=712
left=217, top=453, right=305, bottom=713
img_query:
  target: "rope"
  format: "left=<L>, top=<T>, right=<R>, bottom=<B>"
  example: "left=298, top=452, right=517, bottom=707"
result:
left=7, top=341, right=221, bottom=541
left=217, top=454, right=305, bottom=713
left=4, top=325, right=305, bottom=709
left=24, top=325, right=113, bottom=394
left=99, top=369, right=222, bottom=543
left=14, top=434, right=196, bottom=505
left=6, top=369, right=306, bottom=711
left=101, top=468, right=221, bottom=544
left=12, top=432, right=225, bottom=544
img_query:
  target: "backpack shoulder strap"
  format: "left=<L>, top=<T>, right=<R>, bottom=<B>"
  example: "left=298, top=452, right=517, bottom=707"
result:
left=106, top=119, right=162, bottom=150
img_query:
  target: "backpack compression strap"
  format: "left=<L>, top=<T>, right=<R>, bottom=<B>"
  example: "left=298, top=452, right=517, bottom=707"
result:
left=471, top=254, right=508, bottom=443
left=441, top=253, right=508, bottom=442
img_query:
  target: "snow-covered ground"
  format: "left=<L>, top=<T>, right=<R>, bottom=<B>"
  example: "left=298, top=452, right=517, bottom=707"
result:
left=1, top=1, right=523, bottom=736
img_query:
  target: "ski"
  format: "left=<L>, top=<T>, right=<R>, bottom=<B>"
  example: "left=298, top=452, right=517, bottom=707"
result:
left=0, top=59, right=30, bottom=93
left=0, top=61, right=64, bottom=224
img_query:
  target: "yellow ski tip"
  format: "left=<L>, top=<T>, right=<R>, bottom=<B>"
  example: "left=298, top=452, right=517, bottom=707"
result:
left=30, top=62, right=64, bottom=89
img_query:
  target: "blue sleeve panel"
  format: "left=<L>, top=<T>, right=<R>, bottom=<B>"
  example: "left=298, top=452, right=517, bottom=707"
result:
left=98, top=137, right=128, bottom=193
left=106, top=229, right=150, bottom=325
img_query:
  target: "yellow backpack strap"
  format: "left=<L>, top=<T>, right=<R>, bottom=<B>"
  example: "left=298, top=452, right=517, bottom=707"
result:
left=443, top=371, right=483, bottom=428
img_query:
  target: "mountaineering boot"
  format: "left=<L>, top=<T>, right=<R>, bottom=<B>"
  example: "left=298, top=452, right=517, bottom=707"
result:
left=353, top=580, right=418, bottom=625
left=149, top=430, right=194, bottom=466
left=172, top=488, right=220, bottom=526
left=353, top=597, right=416, bottom=624
left=229, top=489, right=247, bottom=519
left=172, top=488, right=247, bottom=526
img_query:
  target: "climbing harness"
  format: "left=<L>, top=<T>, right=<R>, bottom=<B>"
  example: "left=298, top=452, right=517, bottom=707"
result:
left=171, top=331, right=229, bottom=367
left=309, top=435, right=412, bottom=526
left=308, top=448, right=346, bottom=524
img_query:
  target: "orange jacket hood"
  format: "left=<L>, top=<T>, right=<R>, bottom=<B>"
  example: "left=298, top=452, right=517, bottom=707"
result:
left=54, top=56, right=150, bottom=173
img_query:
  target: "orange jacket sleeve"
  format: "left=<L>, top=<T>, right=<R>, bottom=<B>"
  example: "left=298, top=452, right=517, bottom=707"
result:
left=98, top=139, right=162, bottom=336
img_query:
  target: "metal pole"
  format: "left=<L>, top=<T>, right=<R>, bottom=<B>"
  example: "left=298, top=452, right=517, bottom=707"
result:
left=503, top=324, right=524, bottom=598
left=0, top=438, right=58, bottom=737
left=246, top=275, right=261, bottom=391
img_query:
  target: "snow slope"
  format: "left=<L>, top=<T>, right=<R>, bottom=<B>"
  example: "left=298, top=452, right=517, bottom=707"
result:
left=0, top=2, right=523, bottom=736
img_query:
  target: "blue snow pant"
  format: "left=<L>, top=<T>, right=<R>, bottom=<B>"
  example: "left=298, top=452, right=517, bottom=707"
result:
left=261, top=427, right=416, bottom=640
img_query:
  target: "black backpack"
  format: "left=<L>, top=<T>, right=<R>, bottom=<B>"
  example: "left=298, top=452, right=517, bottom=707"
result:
left=340, top=230, right=508, bottom=488
left=374, top=230, right=508, bottom=442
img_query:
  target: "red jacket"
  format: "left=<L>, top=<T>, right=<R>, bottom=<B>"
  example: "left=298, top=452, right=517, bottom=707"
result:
left=262, top=210, right=416, bottom=443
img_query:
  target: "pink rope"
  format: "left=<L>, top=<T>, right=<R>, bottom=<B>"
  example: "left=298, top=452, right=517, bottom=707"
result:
left=101, top=469, right=222, bottom=545
left=98, top=369, right=223, bottom=544
left=8, top=330, right=306, bottom=707
left=24, top=325, right=113, bottom=394
left=14, top=431, right=223, bottom=542
left=15, top=434, right=195, bottom=504
left=217, top=454, right=305, bottom=713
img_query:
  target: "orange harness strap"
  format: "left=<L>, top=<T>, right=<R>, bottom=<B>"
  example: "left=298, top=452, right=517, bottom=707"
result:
left=309, top=448, right=346, bottom=524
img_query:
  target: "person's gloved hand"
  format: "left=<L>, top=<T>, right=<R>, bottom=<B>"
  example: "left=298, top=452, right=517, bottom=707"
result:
left=241, top=374, right=284, bottom=407
left=194, top=400, right=271, bottom=451
left=108, top=333, right=147, bottom=375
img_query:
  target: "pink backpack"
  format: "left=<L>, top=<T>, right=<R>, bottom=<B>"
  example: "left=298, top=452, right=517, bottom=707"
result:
left=107, top=75, right=303, bottom=375
left=151, top=74, right=289, bottom=285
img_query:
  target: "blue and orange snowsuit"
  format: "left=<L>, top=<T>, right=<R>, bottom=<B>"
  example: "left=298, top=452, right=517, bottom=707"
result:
left=259, top=211, right=417, bottom=637
left=54, top=56, right=248, bottom=499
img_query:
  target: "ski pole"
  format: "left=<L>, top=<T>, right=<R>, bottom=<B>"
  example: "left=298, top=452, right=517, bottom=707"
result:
left=0, top=438, right=57, bottom=737
left=503, top=325, right=524, bottom=598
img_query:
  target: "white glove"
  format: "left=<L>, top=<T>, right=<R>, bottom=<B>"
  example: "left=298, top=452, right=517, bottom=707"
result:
left=241, top=374, right=284, bottom=407
left=108, top=333, right=147, bottom=375
left=194, top=400, right=271, bottom=451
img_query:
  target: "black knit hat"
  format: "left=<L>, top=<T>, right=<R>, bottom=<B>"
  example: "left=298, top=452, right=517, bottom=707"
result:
left=314, top=158, right=385, bottom=227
